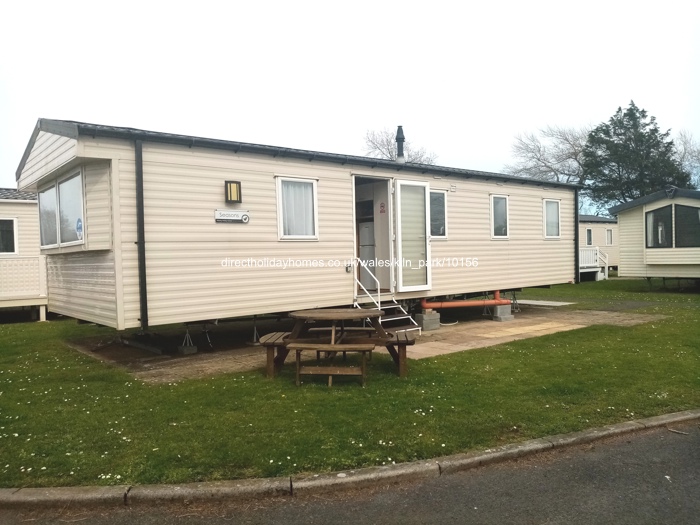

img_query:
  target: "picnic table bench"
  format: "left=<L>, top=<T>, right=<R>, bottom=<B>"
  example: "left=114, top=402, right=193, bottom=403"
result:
left=287, top=342, right=375, bottom=387
left=259, top=331, right=292, bottom=378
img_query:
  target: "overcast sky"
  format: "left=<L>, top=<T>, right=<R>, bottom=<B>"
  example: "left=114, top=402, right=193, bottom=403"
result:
left=1, top=0, right=698, bottom=190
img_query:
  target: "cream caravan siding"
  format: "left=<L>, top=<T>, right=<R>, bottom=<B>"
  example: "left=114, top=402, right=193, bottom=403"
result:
left=74, top=136, right=576, bottom=328
left=617, top=200, right=700, bottom=278
left=0, top=201, right=40, bottom=256
left=113, top=144, right=356, bottom=328
left=46, top=251, right=118, bottom=327
left=83, top=162, right=112, bottom=250
left=578, top=222, right=619, bottom=266
left=641, top=198, right=700, bottom=276
left=617, top=208, right=646, bottom=276
left=382, top=172, right=575, bottom=296
left=18, top=131, right=78, bottom=190
left=0, top=200, right=46, bottom=305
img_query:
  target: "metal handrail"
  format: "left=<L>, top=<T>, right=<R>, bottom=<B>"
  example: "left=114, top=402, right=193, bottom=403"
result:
left=355, top=258, right=381, bottom=311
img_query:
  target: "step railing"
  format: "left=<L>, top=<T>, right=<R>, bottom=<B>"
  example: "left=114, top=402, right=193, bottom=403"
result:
left=598, top=249, right=609, bottom=279
left=579, top=247, right=610, bottom=279
left=579, top=247, right=600, bottom=268
left=354, top=258, right=381, bottom=311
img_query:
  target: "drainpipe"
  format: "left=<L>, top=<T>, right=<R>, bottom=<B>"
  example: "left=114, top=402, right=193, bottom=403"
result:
left=420, top=290, right=511, bottom=309
left=135, top=140, right=149, bottom=331
left=574, top=188, right=580, bottom=284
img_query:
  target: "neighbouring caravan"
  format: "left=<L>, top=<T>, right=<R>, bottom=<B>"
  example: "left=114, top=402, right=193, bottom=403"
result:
left=16, top=120, right=580, bottom=331
left=578, top=214, right=619, bottom=280
left=609, top=187, right=700, bottom=280
left=0, top=188, right=47, bottom=319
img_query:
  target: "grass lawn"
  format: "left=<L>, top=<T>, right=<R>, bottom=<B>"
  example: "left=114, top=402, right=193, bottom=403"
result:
left=1, top=278, right=699, bottom=488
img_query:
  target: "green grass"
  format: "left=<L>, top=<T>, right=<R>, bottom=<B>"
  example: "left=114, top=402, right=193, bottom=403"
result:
left=1, top=278, right=699, bottom=488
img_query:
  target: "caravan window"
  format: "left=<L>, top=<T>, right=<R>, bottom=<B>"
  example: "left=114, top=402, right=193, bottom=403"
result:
left=0, top=218, right=17, bottom=254
left=645, top=205, right=672, bottom=248
left=543, top=199, right=560, bottom=238
left=491, top=195, right=509, bottom=239
left=39, top=170, right=85, bottom=248
left=58, top=174, right=84, bottom=244
left=39, top=185, right=59, bottom=247
left=430, top=191, right=447, bottom=238
left=606, top=228, right=613, bottom=246
left=277, top=177, right=318, bottom=240
left=586, top=228, right=592, bottom=246
left=675, top=204, right=700, bottom=247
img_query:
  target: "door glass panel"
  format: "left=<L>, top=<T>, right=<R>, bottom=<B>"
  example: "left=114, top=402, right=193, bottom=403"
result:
left=398, top=183, right=429, bottom=289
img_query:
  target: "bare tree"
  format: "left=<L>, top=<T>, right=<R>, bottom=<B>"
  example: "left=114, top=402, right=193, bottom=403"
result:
left=675, top=129, right=700, bottom=188
left=503, top=125, right=591, bottom=185
left=364, top=128, right=437, bottom=164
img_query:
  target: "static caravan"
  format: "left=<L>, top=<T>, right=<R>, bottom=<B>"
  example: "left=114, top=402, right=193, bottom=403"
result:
left=16, top=119, right=580, bottom=331
left=609, top=187, right=700, bottom=280
left=0, top=188, right=47, bottom=319
left=578, top=215, right=618, bottom=280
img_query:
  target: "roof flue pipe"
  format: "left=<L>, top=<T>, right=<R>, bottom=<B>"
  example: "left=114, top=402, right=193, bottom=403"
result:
left=396, top=125, right=406, bottom=164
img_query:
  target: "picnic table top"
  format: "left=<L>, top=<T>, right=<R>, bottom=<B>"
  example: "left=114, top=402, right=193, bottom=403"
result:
left=289, top=308, right=384, bottom=321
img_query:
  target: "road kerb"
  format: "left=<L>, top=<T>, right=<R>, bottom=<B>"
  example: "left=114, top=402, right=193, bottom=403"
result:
left=438, top=438, right=553, bottom=475
left=126, top=478, right=291, bottom=505
left=0, top=485, right=129, bottom=509
left=292, top=461, right=440, bottom=496
left=636, top=409, right=700, bottom=429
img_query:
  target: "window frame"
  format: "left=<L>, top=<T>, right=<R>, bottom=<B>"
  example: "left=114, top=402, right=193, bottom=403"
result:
left=674, top=204, right=700, bottom=248
left=38, top=169, right=86, bottom=249
left=645, top=204, right=673, bottom=249
left=490, top=194, right=509, bottom=240
left=0, top=217, right=18, bottom=255
left=543, top=199, right=561, bottom=239
left=276, top=176, right=319, bottom=241
left=585, top=228, right=593, bottom=246
left=429, top=189, right=448, bottom=240
left=606, top=228, right=613, bottom=246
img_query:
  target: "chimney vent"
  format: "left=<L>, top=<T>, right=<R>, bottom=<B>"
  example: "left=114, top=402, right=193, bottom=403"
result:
left=395, top=126, right=406, bottom=164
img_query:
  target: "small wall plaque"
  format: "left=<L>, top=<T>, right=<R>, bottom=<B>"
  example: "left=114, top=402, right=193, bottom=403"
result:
left=215, top=209, right=250, bottom=223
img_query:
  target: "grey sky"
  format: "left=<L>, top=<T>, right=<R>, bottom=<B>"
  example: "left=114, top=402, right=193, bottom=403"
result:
left=1, top=0, right=698, bottom=190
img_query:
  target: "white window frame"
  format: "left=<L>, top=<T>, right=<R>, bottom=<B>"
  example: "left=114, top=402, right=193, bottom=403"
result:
left=490, top=194, right=509, bottom=239
left=429, top=190, right=448, bottom=240
left=276, top=176, right=319, bottom=241
left=586, top=228, right=593, bottom=246
left=543, top=199, right=561, bottom=239
left=38, top=169, right=86, bottom=249
left=0, top=217, right=18, bottom=255
left=606, top=228, right=613, bottom=246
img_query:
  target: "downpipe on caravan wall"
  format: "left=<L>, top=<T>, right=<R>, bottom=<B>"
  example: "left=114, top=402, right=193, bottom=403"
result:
left=135, top=140, right=149, bottom=331
left=574, top=188, right=580, bottom=284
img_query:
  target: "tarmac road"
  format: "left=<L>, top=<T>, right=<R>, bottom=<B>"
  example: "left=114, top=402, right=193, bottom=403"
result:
left=2, top=420, right=699, bottom=524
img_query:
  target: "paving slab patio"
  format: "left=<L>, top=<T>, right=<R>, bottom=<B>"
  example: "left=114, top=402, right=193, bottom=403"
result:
left=71, top=305, right=665, bottom=382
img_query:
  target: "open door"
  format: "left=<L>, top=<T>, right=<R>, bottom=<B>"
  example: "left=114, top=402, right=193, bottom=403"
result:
left=354, top=177, right=393, bottom=296
left=396, top=180, right=431, bottom=292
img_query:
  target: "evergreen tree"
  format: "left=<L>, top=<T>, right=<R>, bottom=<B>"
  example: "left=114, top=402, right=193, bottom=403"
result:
left=582, top=101, right=693, bottom=209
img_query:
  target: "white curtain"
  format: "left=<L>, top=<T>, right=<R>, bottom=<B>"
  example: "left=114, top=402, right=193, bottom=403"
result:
left=281, top=180, right=314, bottom=236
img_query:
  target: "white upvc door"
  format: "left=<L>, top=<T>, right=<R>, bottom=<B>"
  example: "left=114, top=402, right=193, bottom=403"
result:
left=396, top=180, right=431, bottom=292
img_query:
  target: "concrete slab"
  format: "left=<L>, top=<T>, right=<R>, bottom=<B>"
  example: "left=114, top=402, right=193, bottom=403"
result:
left=68, top=305, right=667, bottom=380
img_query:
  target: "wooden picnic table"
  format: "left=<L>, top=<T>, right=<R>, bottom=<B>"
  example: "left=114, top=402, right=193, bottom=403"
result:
left=259, top=308, right=415, bottom=383
left=287, top=308, right=387, bottom=386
